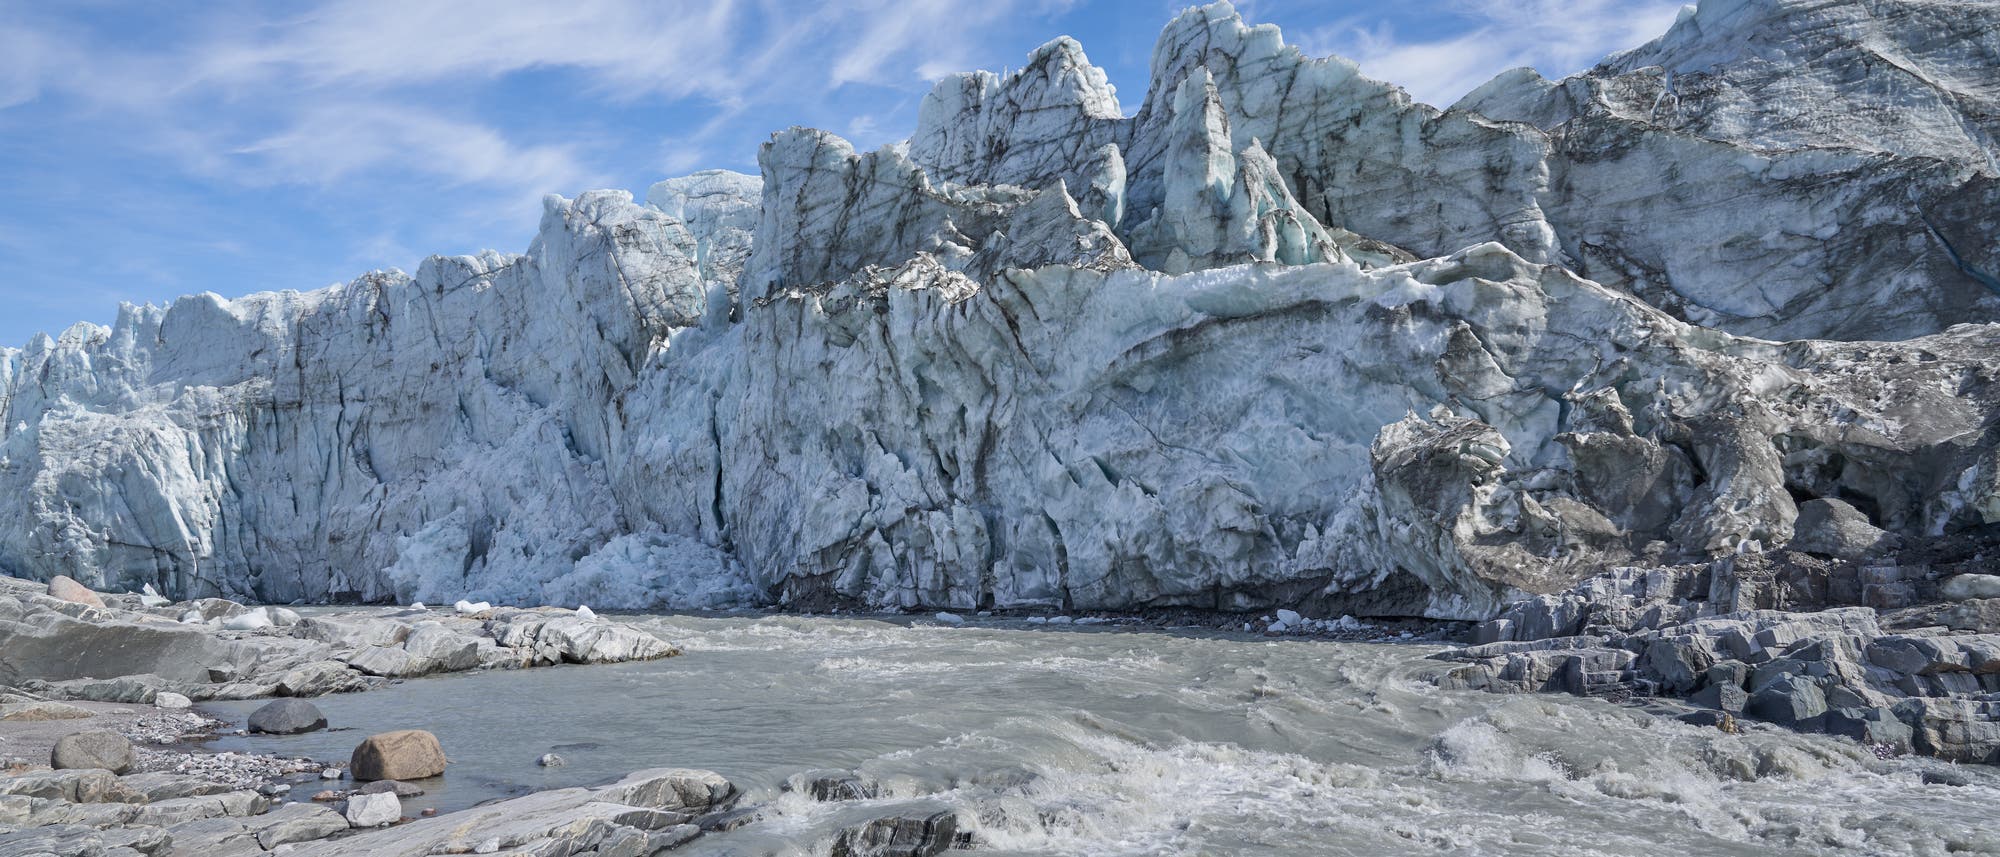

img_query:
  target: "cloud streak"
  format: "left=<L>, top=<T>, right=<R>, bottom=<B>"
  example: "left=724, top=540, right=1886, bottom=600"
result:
left=1291, top=0, right=1686, bottom=107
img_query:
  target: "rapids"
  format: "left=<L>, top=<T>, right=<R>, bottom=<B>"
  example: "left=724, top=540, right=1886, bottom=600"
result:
left=203, top=615, right=2000, bottom=856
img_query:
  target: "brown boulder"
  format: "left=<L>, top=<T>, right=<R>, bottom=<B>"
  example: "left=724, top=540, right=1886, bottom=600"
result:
left=46, top=575, right=105, bottom=608
left=350, top=730, right=447, bottom=781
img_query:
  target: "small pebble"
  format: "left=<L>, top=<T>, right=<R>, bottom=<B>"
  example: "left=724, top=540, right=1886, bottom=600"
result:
left=322, top=768, right=345, bottom=780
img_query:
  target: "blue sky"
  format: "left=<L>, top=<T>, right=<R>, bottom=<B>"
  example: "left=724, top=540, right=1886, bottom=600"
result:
left=0, top=0, right=1684, bottom=348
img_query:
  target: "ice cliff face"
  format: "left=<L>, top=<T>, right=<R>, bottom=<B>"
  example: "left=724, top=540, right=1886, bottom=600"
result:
left=2, top=0, right=1998, bottom=619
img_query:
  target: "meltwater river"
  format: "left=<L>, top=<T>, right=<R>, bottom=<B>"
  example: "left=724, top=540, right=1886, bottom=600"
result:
left=203, top=615, right=2000, bottom=856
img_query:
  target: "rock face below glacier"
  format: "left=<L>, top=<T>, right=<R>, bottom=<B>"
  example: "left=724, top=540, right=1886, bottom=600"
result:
left=1, top=0, right=1998, bottom=620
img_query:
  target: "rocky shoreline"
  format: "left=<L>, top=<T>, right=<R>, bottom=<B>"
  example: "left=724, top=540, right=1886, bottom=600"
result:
left=1428, top=533, right=2000, bottom=765
left=5, top=551, right=1998, bottom=855
left=0, top=572, right=732, bottom=856
left=0, top=574, right=996, bottom=856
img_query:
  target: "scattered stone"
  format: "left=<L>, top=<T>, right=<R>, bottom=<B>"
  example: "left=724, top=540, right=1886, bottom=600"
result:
left=312, top=789, right=344, bottom=801
left=538, top=753, right=565, bottom=767
left=51, top=729, right=135, bottom=774
left=248, top=698, right=329, bottom=735
left=344, top=790, right=402, bottom=827
left=350, top=730, right=447, bottom=781
left=322, top=767, right=345, bottom=780
left=47, top=575, right=106, bottom=608
left=135, top=747, right=323, bottom=790
left=933, top=612, right=964, bottom=626
left=420, top=807, right=438, bottom=817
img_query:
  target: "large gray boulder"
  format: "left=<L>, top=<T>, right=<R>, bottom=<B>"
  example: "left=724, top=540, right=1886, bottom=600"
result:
left=1789, top=499, right=1893, bottom=557
left=50, top=730, right=134, bottom=774
left=247, top=698, right=327, bottom=735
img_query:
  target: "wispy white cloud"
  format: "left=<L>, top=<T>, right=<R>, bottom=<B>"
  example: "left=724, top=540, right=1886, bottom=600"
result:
left=191, top=0, right=748, bottom=101
left=0, top=0, right=1079, bottom=208
left=1292, top=0, right=1686, bottom=107
left=0, top=26, right=57, bottom=109
left=230, top=103, right=605, bottom=209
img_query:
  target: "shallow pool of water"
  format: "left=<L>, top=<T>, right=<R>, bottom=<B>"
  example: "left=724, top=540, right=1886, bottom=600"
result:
left=202, top=614, right=2000, bottom=856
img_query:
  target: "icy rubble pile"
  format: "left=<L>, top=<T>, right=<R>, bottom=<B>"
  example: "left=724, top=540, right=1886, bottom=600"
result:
left=0, top=575, right=676, bottom=703
left=0, top=0, right=1997, bottom=620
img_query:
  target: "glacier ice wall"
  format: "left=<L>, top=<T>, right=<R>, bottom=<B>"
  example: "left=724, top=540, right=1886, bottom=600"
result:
left=2, top=0, right=1999, bottom=618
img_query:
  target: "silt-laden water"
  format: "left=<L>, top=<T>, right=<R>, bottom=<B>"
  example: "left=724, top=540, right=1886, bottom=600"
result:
left=203, top=615, right=2000, bottom=856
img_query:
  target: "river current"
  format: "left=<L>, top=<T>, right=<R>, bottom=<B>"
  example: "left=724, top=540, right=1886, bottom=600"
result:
left=203, top=614, right=2000, bottom=856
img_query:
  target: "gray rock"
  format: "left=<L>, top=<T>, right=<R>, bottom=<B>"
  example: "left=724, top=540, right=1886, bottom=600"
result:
left=276, top=768, right=735, bottom=857
left=51, top=729, right=135, bottom=774
left=1688, top=682, right=1748, bottom=714
left=119, top=771, right=232, bottom=802
left=488, top=613, right=678, bottom=667
left=1745, top=675, right=1828, bottom=729
left=247, top=698, right=327, bottom=734
left=274, top=661, right=367, bottom=697
left=345, top=645, right=425, bottom=678
left=830, top=808, right=964, bottom=857
left=1788, top=498, right=1892, bottom=557
left=0, top=823, right=170, bottom=857
left=53, top=675, right=165, bottom=704
left=1643, top=635, right=1713, bottom=693
left=154, top=691, right=192, bottom=710
left=1937, top=599, right=2000, bottom=634
left=1823, top=706, right=1915, bottom=753
left=537, top=753, right=565, bottom=767
left=1704, top=660, right=1750, bottom=690
left=344, top=790, right=402, bottom=827
left=252, top=801, right=351, bottom=848
left=796, top=771, right=878, bottom=802
left=0, top=768, right=131, bottom=802
left=134, top=790, right=267, bottom=826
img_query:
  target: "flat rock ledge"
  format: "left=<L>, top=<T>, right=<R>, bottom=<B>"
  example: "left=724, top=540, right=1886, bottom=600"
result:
left=1430, top=544, right=2000, bottom=763
left=0, top=575, right=678, bottom=707
left=0, top=766, right=740, bottom=857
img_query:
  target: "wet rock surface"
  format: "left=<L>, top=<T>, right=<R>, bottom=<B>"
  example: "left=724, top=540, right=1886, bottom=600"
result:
left=245, top=700, right=325, bottom=736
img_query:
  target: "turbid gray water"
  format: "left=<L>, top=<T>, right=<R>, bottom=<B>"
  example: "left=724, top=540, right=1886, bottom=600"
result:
left=203, top=615, right=2000, bottom=856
